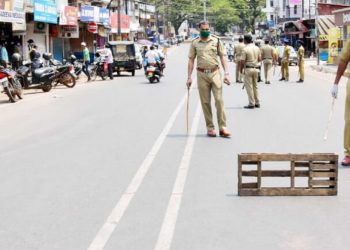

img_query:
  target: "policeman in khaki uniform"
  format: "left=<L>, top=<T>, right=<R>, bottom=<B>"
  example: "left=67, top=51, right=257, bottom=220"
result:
left=187, top=20, right=231, bottom=137
left=240, top=34, right=262, bottom=109
left=331, top=39, right=350, bottom=166
left=260, top=38, right=275, bottom=84
left=233, top=37, right=245, bottom=83
left=280, top=38, right=290, bottom=81
left=297, top=40, right=305, bottom=83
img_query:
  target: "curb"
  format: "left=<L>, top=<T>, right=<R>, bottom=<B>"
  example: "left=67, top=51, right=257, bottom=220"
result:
left=310, top=65, right=337, bottom=74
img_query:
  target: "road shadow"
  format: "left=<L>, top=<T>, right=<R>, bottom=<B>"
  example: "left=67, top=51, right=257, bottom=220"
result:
left=0, top=100, right=9, bottom=104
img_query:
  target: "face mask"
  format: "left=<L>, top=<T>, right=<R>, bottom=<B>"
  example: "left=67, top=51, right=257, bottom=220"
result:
left=200, top=30, right=210, bottom=38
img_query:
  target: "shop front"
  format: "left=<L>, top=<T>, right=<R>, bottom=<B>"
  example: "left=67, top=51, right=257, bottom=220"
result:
left=0, top=0, right=26, bottom=58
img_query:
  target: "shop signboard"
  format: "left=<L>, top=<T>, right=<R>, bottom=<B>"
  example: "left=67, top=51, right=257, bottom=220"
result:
left=59, top=6, right=78, bottom=26
left=81, top=5, right=110, bottom=23
left=111, top=13, right=130, bottom=33
left=99, top=8, right=109, bottom=23
left=81, top=5, right=95, bottom=22
left=34, top=0, right=58, bottom=24
left=59, top=25, right=79, bottom=38
left=328, top=28, right=339, bottom=63
left=12, top=22, right=26, bottom=35
left=0, top=0, right=25, bottom=23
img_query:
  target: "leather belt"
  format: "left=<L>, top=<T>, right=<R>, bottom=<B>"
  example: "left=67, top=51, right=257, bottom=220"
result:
left=197, top=66, right=219, bottom=73
left=246, top=66, right=260, bottom=69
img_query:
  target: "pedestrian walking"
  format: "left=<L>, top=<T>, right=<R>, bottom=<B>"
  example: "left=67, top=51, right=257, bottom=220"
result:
left=260, top=38, right=275, bottom=84
left=105, top=46, right=114, bottom=80
left=331, top=38, right=350, bottom=166
left=0, top=40, right=9, bottom=67
left=297, top=40, right=305, bottom=83
left=233, top=37, right=245, bottom=83
left=187, top=20, right=231, bottom=137
left=240, top=34, right=262, bottom=109
left=280, top=38, right=290, bottom=81
left=81, top=42, right=91, bottom=82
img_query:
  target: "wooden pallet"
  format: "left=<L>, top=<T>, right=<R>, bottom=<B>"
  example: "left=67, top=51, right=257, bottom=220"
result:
left=238, top=153, right=338, bottom=196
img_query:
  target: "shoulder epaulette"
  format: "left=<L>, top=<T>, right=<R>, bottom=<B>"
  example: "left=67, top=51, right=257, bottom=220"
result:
left=191, top=37, right=200, bottom=42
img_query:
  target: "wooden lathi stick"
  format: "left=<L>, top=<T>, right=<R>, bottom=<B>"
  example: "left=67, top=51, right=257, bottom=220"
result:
left=324, top=97, right=336, bottom=141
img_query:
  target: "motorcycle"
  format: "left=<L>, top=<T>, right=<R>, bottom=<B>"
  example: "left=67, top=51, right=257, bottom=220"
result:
left=63, top=54, right=83, bottom=79
left=227, top=48, right=234, bottom=62
left=42, top=53, right=77, bottom=88
left=90, top=56, right=108, bottom=81
left=16, top=60, right=75, bottom=92
left=146, top=62, right=162, bottom=83
left=0, top=66, right=23, bottom=103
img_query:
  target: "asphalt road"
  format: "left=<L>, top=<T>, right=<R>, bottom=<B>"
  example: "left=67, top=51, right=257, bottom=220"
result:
left=1, top=42, right=350, bottom=250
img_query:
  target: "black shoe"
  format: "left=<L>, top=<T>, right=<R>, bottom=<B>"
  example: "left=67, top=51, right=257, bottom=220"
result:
left=266, top=81, right=271, bottom=84
left=279, top=78, right=285, bottom=81
left=296, top=79, right=304, bottom=83
left=258, top=80, right=263, bottom=82
left=255, top=104, right=260, bottom=108
left=244, top=105, right=255, bottom=109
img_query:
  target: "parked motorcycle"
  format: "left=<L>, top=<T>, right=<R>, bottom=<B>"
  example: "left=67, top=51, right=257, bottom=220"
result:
left=63, top=54, right=83, bottom=79
left=42, top=53, right=76, bottom=88
left=90, top=55, right=108, bottom=81
left=0, top=66, right=23, bottom=103
left=146, top=62, right=162, bottom=83
left=16, top=60, right=75, bottom=92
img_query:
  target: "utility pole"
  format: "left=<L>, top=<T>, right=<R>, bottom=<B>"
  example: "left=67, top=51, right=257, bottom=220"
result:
left=155, top=0, right=158, bottom=44
left=118, top=0, right=121, bottom=40
left=204, top=0, right=206, bottom=21
left=315, top=0, right=319, bottom=65
left=302, top=0, right=304, bottom=19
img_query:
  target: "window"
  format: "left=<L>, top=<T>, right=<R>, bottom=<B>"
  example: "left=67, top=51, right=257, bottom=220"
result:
left=270, top=15, right=274, bottom=21
left=294, top=5, right=297, bottom=15
left=270, top=0, right=274, bottom=7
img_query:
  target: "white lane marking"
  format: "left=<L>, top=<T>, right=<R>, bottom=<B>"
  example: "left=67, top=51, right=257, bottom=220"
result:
left=154, top=101, right=202, bottom=250
left=87, top=78, right=197, bottom=250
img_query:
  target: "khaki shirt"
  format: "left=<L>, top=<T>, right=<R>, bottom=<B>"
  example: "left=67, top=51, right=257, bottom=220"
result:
left=188, top=35, right=226, bottom=69
left=234, top=43, right=245, bottom=57
left=340, top=39, right=350, bottom=62
left=297, top=46, right=304, bottom=60
left=260, top=45, right=274, bottom=60
left=283, top=45, right=291, bottom=58
left=241, top=43, right=260, bottom=67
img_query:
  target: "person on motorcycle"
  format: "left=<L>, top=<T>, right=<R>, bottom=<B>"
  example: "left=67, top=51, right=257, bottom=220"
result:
left=142, top=47, right=148, bottom=73
left=145, top=46, right=164, bottom=76
left=227, top=44, right=234, bottom=61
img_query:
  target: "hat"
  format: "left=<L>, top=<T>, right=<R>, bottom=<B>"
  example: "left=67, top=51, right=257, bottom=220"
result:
left=282, top=38, right=289, bottom=43
left=81, top=42, right=86, bottom=46
left=297, top=40, right=304, bottom=44
left=27, top=39, right=34, bottom=43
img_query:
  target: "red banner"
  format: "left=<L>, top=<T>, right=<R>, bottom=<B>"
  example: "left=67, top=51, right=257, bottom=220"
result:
left=60, top=6, right=78, bottom=26
left=111, top=13, right=130, bottom=33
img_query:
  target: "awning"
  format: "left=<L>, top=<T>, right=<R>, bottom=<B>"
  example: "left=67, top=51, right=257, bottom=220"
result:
left=318, top=16, right=335, bottom=41
left=283, top=21, right=309, bottom=35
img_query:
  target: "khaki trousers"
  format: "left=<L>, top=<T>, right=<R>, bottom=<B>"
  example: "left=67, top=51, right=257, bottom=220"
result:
left=281, top=59, right=289, bottom=79
left=197, top=70, right=227, bottom=131
left=263, top=59, right=272, bottom=82
left=299, top=59, right=304, bottom=80
left=344, top=81, right=350, bottom=156
left=244, top=68, right=260, bottom=106
left=236, top=57, right=243, bottom=82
